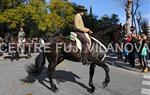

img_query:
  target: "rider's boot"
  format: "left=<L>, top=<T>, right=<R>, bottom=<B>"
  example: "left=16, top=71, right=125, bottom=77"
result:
left=81, top=44, right=91, bottom=65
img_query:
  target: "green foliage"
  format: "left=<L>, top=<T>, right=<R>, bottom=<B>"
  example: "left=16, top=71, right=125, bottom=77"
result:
left=84, top=13, right=120, bottom=33
left=83, top=14, right=99, bottom=33
left=0, top=0, right=74, bottom=37
left=0, top=7, right=24, bottom=28
left=49, top=0, right=75, bottom=31
left=0, top=0, right=24, bottom=12
left=0, top=0, right=120, bottom=38
left=99, top=14, right=119, bottom=25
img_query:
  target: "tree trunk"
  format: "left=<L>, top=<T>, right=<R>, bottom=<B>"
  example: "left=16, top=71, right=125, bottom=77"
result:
left=125, top=0, right=132, bottom=34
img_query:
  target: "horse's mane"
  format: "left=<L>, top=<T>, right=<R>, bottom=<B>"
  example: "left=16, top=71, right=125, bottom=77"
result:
left=92, top=34, right=108, bottom=47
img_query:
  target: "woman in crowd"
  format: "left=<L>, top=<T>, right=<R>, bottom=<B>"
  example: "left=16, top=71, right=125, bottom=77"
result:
left=140, top=33, right=149, bottom=73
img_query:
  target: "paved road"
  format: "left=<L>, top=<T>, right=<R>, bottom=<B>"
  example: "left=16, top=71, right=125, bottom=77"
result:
left=0, top=54, right=149, bottom=95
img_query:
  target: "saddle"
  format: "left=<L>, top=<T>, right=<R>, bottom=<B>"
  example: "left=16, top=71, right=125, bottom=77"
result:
left=67, top=32, right=107, bottom=61
left=67, top=32, right=91, bottom=50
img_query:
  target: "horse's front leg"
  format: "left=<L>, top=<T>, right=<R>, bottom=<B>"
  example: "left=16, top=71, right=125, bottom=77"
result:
left=89, top=63, right=96, bottom=93
left=93, top=59, right=110, bottom=88
left=98, top=62, right=110, bottom=88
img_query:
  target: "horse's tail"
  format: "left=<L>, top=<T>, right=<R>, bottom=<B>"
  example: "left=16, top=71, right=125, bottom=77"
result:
left=26, top=52, right=45, bottom=75
left=35, top=52, right=45, bottom=73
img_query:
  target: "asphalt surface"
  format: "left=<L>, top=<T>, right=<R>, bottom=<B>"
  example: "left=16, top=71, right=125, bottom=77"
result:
left=0, top=53, right=149, bottom=95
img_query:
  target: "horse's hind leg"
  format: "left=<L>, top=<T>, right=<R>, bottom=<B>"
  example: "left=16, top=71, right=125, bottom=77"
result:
left=47, top=62, right=59, bottom=92
left=47, top=58, right=64, bottom=92
left=46, top=53, right=59, bottom=92
left=89, top=63, right=96, bottom=93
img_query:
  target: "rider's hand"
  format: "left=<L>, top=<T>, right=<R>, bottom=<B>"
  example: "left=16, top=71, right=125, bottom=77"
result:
left=89, top=30, right=93, bottom=34
left=86, top=28, right=93, bottom=33
left=85, top=28, right=90, bottom=33
left=88, top=29, right=93, bottom=34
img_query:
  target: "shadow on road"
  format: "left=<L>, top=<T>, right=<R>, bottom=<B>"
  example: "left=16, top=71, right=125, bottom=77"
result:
left=20, top=64, right=91, bottom=92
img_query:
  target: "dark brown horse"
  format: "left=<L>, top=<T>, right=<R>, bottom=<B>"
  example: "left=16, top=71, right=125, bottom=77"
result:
left=28, top=24, right=123, bottom=93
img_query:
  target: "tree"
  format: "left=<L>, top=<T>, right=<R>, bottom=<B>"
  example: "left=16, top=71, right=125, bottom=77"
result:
left=111, top=14, right=120, bottom=24
left=99, top=14, right=119, bottom=25
left=133, top=0, right=142, bottom=33
left=99, top=15, right=111, bottom=24
left=81, top=10, right=120, bottom=35
left=122, top=0, right=143, bottom=34
left=0, top=0, right=71, bottom=37
left=49, top=0, right=75, bottom=32
left=0, top=0, right=121, bottom=38
left=140, top=19, right=149, bottom=36
left=0, top=0, right=46, bottom=37
left=125, top=0, right=132, bottom=34
left=83, top=14, right=99, bottom=33
left=0, top=0, right=26, bottom=12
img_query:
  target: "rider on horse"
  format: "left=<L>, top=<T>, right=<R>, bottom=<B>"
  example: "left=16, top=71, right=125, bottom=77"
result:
left=74, top=6, right=93, bottom=65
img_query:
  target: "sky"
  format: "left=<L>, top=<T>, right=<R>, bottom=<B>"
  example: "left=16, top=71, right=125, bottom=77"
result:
left=46, top=0, right=150, bottom=24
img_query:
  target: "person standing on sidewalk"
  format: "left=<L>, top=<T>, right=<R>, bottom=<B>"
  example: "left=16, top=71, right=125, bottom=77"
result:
left=140, top=33, right=149, bottom=73
left=18, top=27, right=25, bottom=53
left=128, top=32, right=136, bottom=68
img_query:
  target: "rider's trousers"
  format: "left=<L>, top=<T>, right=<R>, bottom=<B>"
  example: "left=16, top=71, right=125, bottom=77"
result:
left=75, top=32, right=90, bottom=54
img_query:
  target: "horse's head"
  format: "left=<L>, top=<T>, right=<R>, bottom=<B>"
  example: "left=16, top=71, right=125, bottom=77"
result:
left=93, top=23, right=125, bottom=46
left=112, top=24, right=125, bottom=43
left=118, top=24, right=125, bottom=37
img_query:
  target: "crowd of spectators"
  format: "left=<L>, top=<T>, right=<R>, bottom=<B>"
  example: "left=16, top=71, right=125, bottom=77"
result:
left=123, top=32, right=149, bottom=73
left=0, top=37, right=40, bottom=56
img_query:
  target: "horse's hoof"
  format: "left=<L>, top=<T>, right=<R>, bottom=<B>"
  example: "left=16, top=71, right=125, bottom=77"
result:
left=87, top=88, right=95, bottom=93
left=52, top=88, right=59, bottom=92
left=102, top=81, right=108, bottom=88
left=51, top=84, right=59, bottom=92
